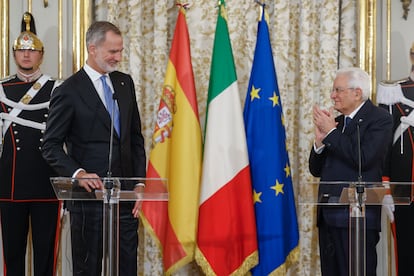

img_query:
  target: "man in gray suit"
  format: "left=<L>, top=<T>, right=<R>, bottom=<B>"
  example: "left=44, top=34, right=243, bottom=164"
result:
left=42, top=21, right=146, bottom=276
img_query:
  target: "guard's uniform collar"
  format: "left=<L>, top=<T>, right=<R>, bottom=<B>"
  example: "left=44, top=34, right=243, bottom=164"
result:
left=16, top=69, right=42, bottom=83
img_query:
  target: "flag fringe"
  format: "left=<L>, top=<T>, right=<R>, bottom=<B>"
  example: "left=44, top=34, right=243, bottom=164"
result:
left=140, top=210, right=195, bottom=275
left=165, top=254, right=195, bottom=276
left=195, top=247, right=258, bottom=276
left=230, top=250, right=258, bottom=276
left=195, top=247, right=215, bottom=275
left=139, top=213, right=164, bottom=256
left=268, top=245, right=300, bottom=276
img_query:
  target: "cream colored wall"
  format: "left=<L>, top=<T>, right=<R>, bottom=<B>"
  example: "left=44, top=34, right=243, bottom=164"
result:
left=8, top=1, right=73, bottom=79
left=377, top=0, right=414, bottom=82
left=389, top=0, right=414, bottom=80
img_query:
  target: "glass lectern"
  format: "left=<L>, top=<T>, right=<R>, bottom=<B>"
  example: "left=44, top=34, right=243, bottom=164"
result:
left=300, top=181, right=411, bottom=276
left=50, top=177, right=168, bottom=276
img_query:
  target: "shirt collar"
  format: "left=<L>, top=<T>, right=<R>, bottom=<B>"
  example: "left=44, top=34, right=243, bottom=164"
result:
left=346, top=100, right=366, bottom=120
left=84, top=63, right=108, bottom=82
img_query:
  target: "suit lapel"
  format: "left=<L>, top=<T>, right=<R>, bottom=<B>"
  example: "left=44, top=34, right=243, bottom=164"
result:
left=352, top=100, right=372, bottom=130
left=76, top=69, right=113, bottom=134
left=109, top=73, right=128, bottom=139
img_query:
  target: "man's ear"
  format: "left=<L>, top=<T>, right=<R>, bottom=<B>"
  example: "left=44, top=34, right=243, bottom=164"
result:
left=355, top=88, right=362, bottom=99
left=88, top=44, right=96, bottom=56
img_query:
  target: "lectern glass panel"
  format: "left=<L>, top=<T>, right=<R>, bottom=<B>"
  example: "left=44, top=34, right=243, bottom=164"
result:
left=299, top=181, right=411, bottom=276
left=50, top=177, right=168, bottom=276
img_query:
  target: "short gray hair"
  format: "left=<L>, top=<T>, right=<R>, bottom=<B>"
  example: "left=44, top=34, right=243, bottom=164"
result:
left=86, top=21, right=121, bottom=48
left=336, top=67, right=371, bottom=100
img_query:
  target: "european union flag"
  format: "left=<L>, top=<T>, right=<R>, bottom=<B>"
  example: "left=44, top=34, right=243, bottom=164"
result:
left=243, top=7, right=300, bottom=275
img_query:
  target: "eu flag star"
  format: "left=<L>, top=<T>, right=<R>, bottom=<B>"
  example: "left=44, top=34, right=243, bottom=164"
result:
left=253, top=189, right=262, bottom=204
left=250, top=85, right=261, bottom=101
left=271, top=180, right=284, bottom=196
left=284, top=164, right=291, bottom=178
left=269, top=92, right=279, bottom=107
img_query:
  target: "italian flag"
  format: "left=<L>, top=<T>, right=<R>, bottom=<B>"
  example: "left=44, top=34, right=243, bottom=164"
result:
left=141, top=7, right=202, bottom=275
left=195, top=1, right=258, bottom=275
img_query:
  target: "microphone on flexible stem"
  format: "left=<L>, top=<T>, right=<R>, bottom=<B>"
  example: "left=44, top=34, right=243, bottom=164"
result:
left=105, top=93, right=118, bottom=192
left=356, top=119, right=364, bottom=207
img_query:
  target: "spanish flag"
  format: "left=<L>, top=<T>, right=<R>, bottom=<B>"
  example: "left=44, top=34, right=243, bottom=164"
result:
left=195, top=1, right=258, bottom=275
left=141, top=6, right=202, bottom=275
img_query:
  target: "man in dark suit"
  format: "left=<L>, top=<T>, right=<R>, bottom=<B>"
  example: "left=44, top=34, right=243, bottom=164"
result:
left=41, top=21, right=146, bottom=275
left=309, top=67, right=393, bottom=276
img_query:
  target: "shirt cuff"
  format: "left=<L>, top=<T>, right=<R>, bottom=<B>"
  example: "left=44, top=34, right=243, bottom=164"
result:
left=313, top=143, right=325, bottom=154
left=72, top=168, right=85, bottom=178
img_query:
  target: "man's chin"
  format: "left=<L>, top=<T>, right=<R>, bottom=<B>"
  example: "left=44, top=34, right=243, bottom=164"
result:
left=107, top=66, right=117, bottom=73
left=18, top=66, right=34, bottom=71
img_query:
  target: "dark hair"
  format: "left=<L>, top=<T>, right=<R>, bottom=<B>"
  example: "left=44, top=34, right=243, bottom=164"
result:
left=86, top=21, right=121, bottom=47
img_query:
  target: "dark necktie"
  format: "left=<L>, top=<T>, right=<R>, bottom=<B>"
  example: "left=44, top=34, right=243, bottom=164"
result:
left=344, top=116, right=351, bottom=130
left=100, top=75, right=120, bottom=136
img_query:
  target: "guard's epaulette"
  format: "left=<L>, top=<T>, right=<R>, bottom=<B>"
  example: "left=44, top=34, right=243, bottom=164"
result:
left=379, top=78, right=409, bottom=85
left=377, top=79, right=414, bottom=107
left=0, top=74, right=16, bottom=84
left=394, top=77, right=410, bottom=84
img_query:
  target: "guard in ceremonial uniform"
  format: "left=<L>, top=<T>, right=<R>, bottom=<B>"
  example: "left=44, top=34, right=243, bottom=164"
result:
left=0, top=12, right=62, bottom=276
left=378, top=43, right=414, bottom=276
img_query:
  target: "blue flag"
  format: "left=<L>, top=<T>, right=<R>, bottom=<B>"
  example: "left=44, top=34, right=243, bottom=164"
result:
left=243, top=8, right=300, bottom=275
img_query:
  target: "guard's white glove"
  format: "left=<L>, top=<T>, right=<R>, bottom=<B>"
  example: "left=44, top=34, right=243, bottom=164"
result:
left=382, top=194, right=395, bottom=222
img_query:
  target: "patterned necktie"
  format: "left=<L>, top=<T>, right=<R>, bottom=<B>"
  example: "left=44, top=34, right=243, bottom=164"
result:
left=100, top=75, right=120, bottom=136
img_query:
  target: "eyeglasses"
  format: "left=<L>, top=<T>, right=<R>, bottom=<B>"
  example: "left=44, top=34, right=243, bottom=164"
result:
left=331, top=87, right=355, bottom=94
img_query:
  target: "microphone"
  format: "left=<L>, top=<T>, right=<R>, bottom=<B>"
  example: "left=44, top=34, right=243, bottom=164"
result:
left=357, top=118, right=363, bottom=183
left=105, top=91, right=118, bottom=190
left=356, top=118, right=365, bottom=206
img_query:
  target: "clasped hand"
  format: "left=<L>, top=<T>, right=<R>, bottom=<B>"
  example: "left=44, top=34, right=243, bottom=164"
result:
left=312, top=105, right=337, bottom=147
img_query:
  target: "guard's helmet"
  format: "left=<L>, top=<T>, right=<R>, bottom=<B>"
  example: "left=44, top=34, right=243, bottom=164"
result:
left=13, top=12, right=43, bottom=51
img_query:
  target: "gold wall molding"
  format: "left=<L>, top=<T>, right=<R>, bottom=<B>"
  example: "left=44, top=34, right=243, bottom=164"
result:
left=358, top=0, right=377, bottom=98
left=0, top=0, right=9, bottom=78
left=72, top=0, right=92, bottom=73
left=58, top=0, right=63, bottom=78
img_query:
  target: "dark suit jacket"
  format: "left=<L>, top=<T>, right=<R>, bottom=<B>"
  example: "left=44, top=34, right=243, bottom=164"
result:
left=42, top=68, right=146, bottom=188
left=309, top=99, right=393, bottom=230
